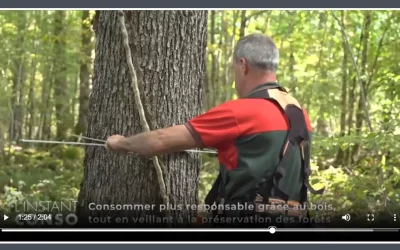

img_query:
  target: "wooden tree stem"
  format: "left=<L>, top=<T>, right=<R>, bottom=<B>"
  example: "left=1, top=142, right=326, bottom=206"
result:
left=331, top=10, right=394, bottom=207
left=117, top=10, right=171, bottom=226
left=331, top=10, right=373, bottom=132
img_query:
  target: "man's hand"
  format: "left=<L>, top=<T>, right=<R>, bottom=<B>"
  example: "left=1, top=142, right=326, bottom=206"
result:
left=106, top=134, right=128, bottom=153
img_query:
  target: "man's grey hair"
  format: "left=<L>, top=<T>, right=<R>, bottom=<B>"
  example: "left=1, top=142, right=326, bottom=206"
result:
left=233, top=34, right=279, bottom=72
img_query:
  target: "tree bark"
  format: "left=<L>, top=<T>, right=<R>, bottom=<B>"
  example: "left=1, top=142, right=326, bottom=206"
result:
left=37, top=60, right=54, bottom=141
left=77, top=10, right=207, bottom=227
left=27, top=54, right=38, bottom=139
left=345, top=13, right=366, bottom=166
left=315, top=19, right=334, bottom=137
left=223, top=11, right=239, bottom=102
left=209, top=10, right=218, bottom=108
left=336, top=10, right=348, bottom=165
left=352, top=11, right=371, bottom=159
left=9, top=12, right=27, bottom=144
left=75, top=10, right=94, bottom=136
left=53, top=11, right=69, bottom=140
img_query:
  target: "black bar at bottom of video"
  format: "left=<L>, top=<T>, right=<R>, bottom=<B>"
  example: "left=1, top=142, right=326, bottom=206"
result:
left=0, top=231, right=399, bottom=241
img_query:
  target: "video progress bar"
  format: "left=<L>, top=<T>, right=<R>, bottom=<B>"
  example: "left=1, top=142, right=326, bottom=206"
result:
left=2, top=228, right=398, bottom=233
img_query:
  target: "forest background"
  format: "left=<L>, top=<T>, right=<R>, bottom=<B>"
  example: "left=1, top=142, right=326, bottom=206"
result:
left=0, top=10, right=399, bottom=220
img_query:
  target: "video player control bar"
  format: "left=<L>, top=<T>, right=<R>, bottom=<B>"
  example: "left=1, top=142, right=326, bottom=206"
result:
left=2, top=228, right=398, bottom=233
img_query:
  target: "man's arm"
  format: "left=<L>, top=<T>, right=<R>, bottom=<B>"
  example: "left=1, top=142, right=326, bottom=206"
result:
left=106, top=125, right=199, bottom=157
left=106, top=101, right=240, bottom=157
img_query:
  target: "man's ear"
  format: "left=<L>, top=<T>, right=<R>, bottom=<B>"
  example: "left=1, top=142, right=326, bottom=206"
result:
left=239, top=58, right=248, bottom=74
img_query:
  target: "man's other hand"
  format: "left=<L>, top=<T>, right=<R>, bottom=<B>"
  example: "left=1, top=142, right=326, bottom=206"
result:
left=106, top=134, right=128, bottom=153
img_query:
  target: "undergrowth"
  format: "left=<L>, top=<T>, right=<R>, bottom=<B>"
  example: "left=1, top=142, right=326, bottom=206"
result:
left=1, top=134, right=399, bottom=220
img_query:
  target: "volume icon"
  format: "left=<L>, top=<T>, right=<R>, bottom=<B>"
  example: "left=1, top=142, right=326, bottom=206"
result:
left=342, top=214, right=351, bottom=221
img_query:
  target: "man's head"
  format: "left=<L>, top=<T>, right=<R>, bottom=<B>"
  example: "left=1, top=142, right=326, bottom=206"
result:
left=233, top=34, right=279, bottom=97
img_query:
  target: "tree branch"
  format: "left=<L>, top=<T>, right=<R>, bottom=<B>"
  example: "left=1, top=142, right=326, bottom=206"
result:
left=366, top=12, right=394, bottom=90
left=245, top=10, right=268, bottom=22
left=332, top=10, right=394, bottom=207
left=331, top=10, right=373, bottom=132
left=117, top=10, right=171, bottom=226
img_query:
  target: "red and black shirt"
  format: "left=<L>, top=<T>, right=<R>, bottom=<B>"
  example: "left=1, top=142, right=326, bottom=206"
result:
left=185, top=83, right=312, bottom=202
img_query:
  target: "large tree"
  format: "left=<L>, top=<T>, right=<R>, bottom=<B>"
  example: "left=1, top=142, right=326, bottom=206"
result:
left=77, top=10, right=208, bottom=227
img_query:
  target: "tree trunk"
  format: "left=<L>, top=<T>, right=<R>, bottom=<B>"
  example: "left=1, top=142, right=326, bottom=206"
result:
left=27, top=55, right=38, bottom=139
left=37, top=61, right=54, bottom=141
left=35, top=11, right=54, bottom=141
left=305, top=11, right=327, bottom=111
left=53, top=11, right=69, bottom=140
left=352, top=11, right=371, bottom=159
left=336, top=10, right=348, bottom=165
left=315, top=19, right=335, bottom=137
left=345, top=13, right=366, bottom=166
left=75, top=10, right=93, bottom=136
left=9, top=12, right=27, bottom=144
left=77, top=10, right=207, bottom=227
left=239, top=10, right=247, bottom=39
left=223, top=11, right=239, bottom=102
left=279, top=11, right=297, bottom=94
left=209, top=10, right=218, bottom=108
left=0, top=124, right=4, bottom=157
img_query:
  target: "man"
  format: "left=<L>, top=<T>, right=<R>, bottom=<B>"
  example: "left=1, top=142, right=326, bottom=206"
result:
left=106, top=34, right=324, bottom=227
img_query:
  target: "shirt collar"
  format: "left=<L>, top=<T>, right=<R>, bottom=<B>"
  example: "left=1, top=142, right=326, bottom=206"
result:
left=246, top=82, right=287, bottom=97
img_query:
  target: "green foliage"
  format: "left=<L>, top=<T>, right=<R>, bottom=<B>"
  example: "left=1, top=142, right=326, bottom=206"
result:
left=1, top=10, right=399, bottom=220
left=198, top=156, right=219, bottom=202
left=0, top=147, right=83, bottom=213
left=205, top=9, right=400, bottom=217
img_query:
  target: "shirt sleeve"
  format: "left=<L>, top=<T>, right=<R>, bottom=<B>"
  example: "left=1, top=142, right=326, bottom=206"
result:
left=185, top=102, right=240, bottom=148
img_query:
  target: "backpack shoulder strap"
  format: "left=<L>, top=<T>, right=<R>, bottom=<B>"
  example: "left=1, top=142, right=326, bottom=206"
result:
left=204, top=82, right=324, bottom=207
left=248, top=83, right=324, bottom=203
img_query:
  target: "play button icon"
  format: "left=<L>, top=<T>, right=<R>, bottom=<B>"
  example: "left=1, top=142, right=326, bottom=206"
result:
left=4, top=214, right=9, bottom=221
